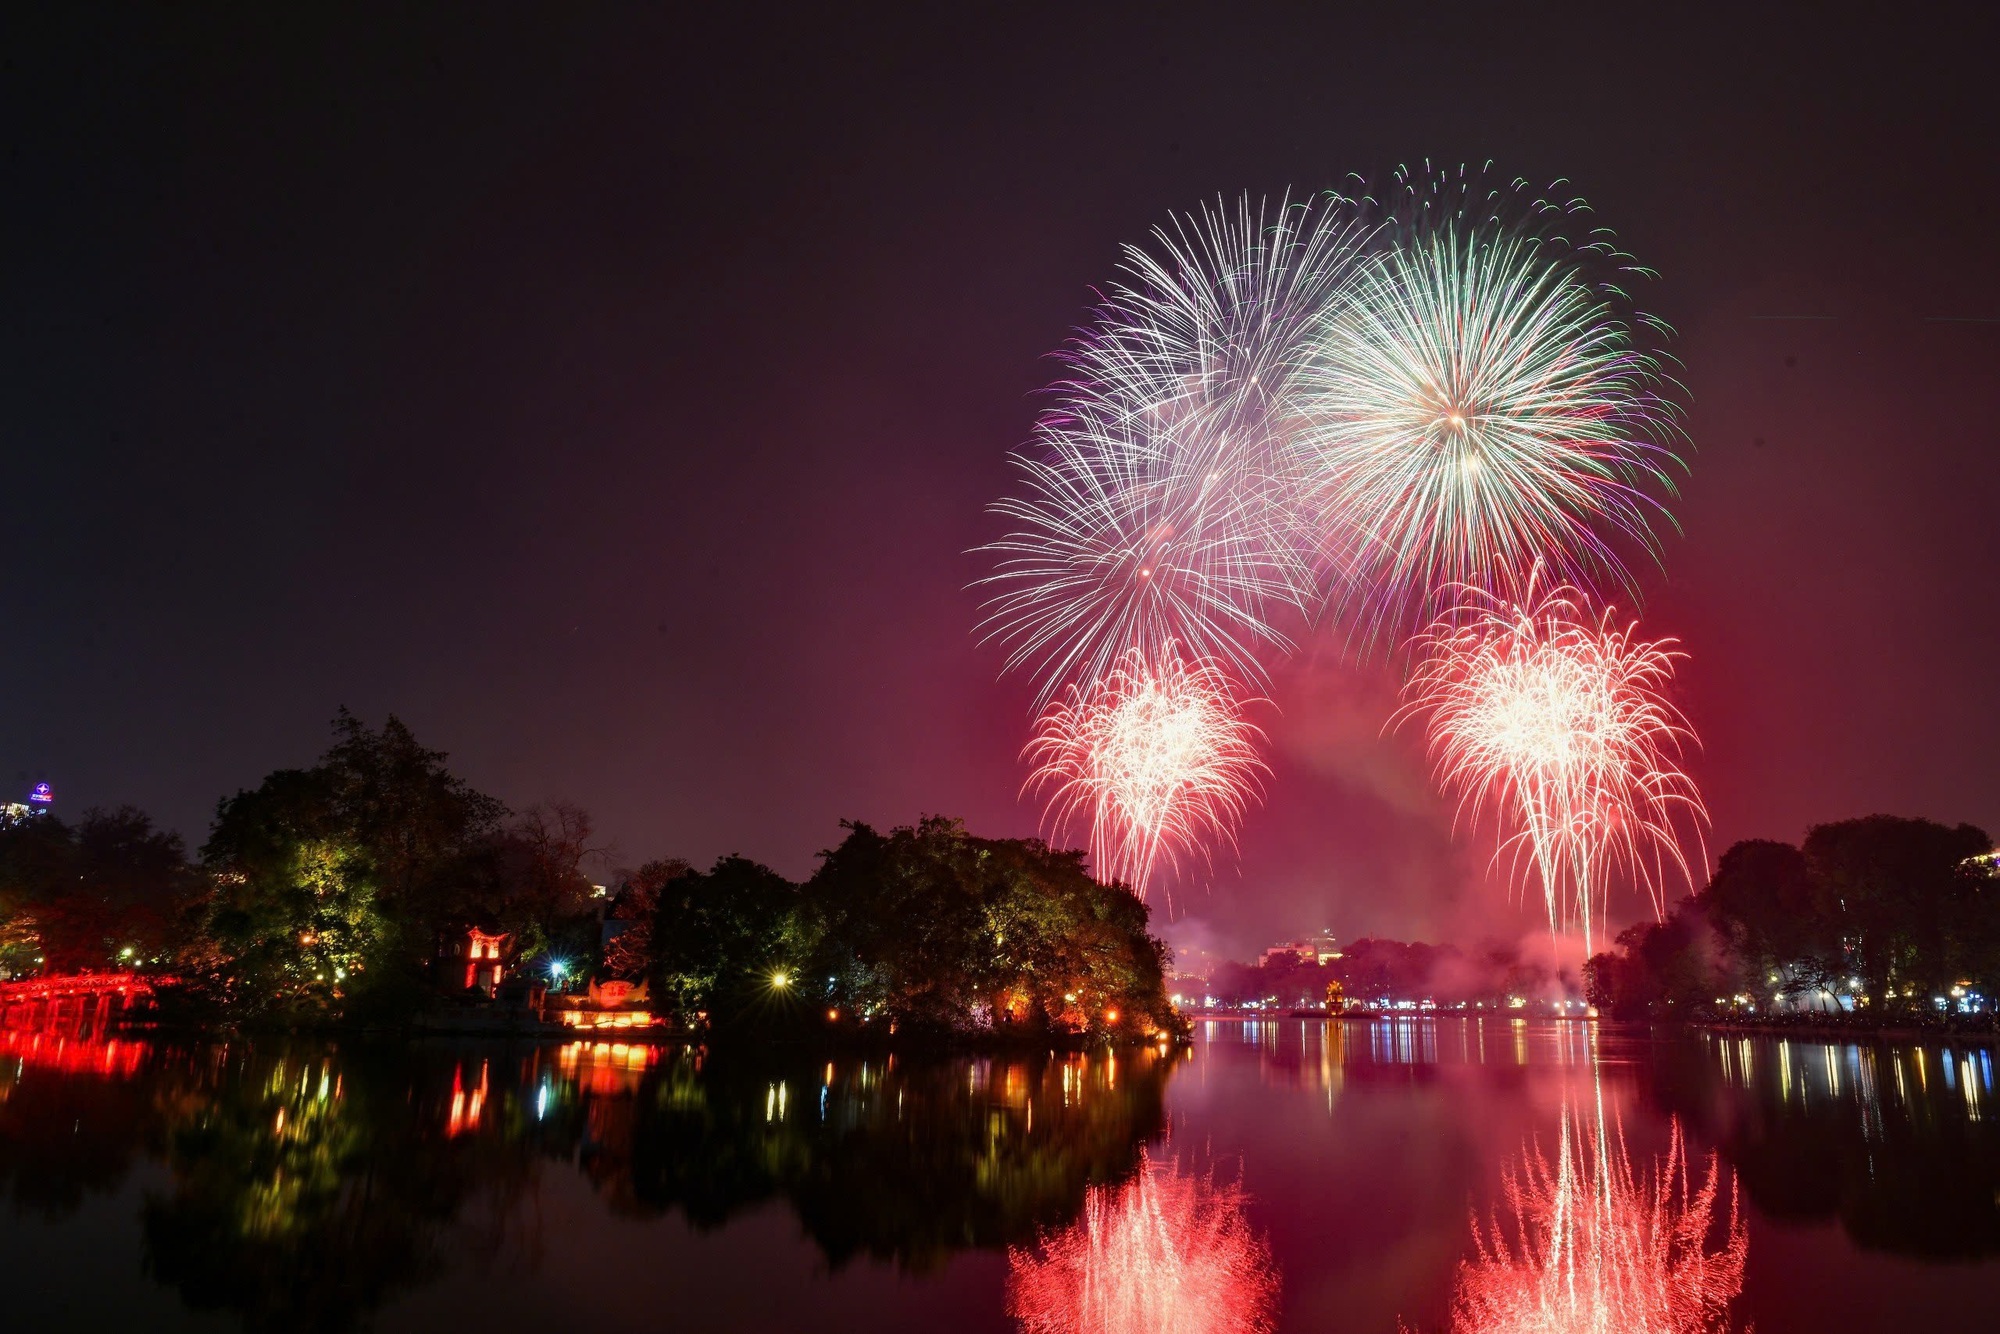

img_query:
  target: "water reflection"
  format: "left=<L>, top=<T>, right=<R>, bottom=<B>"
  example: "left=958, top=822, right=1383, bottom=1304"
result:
left=0, top=1034, right=1171, bottom=1328
left=1007, top=1147, right=1280, bottom=1334
left=4, top=1021, right=1999, bottom=1331
left=1435, top=1079, right=1747, bottom=1334
left=1644, top=1033, right=2000, bottom=1259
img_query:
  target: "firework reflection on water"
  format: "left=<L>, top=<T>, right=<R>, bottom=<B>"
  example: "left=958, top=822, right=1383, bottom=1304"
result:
left=1428, top=1078, right=1747, bottom=1334
left=1007, top=1146, right=1280, bottom=1334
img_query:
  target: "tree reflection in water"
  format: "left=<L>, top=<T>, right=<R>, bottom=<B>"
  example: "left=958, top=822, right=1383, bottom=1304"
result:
left=1435, top=1079, right=1747, bottom=1334
left=629, top=1045, right=1173, bottom=1270
left=1643, top=1035, right=2000, bottom=1260
left=1006, top=1146, right=1280, bottom=1334
left=0, top=1033, right=1174, bottom=1329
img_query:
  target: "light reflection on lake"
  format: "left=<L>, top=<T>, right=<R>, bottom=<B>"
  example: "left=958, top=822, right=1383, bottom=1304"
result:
left=1, top=1018, right=1995, bottom=1331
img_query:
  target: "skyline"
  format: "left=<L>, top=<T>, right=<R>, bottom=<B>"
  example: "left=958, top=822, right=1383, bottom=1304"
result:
left=6, top=8, right=1999, bottom=960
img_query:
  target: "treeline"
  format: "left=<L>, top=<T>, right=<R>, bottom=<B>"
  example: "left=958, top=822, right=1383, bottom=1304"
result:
left=0, top=712, right=1177, bottom=1039
left=1588, top=814, right=1999, bottom=1019
left=618, top=816, right=1177, bottom=1039
left=1204, top=938, right=1561, bottom=1008
left=1, top=712, right=608, bottom=1020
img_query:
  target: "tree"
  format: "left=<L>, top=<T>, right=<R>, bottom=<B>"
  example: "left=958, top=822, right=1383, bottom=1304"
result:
left=799, top=818, right=1176, bottom=1037
left=1698, top=839, right=1841, bottom=1004
left=1801, top=816, right=1994, bottom=1008
left=650, top=855, right=805, bottom=1027
left=314, top=709, right=506, bottom=932
left=601, top=857, right=691, bottom=981
left=634, top=818, right=1180, bottom=1039
left=199, top=768, right=377, bottom=1013
left=0, top=807, right=199, bottom=974
left=469, top=800, right=609, bottom=970
left=198, top=712, right=508, bottom=1017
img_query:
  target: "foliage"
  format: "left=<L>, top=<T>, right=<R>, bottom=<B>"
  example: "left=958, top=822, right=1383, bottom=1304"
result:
left=461, top=800, right=609, bottom=969
left=196, top=711, right=510, bottom=1017
left=600, top=857, right=691, bottom=981
left=0, top=806, right=200, bottom=974
left=644, top=817, right=1179, bottom=1039
left=1802, top=815, right=1994, bottom=1004
left=1586, top=814, right=1998, bottom=1018
left=649, top=854, right=806, bottom=1026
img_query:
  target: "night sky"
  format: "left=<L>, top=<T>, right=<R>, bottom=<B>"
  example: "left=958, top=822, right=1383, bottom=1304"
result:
left=6, top=7, right=1998, bottom=961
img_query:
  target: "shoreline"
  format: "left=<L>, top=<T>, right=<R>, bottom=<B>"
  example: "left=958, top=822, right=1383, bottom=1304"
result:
left=1179, top=1009, right=2000, bottom=1044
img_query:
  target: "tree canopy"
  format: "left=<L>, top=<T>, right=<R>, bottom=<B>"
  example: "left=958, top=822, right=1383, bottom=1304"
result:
left=1587, top=814, right=1999, bottom=1018
left=647, top=817, right=1178, bottom=1040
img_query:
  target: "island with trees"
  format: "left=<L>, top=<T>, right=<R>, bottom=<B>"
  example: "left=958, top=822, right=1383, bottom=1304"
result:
left=0, top=712, right=1181, bottom=1045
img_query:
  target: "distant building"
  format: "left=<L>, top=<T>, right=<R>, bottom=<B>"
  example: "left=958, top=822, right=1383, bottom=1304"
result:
left=1, top=781, right=54, bottom=824
left=1260, top=932, right=1341, bottom=966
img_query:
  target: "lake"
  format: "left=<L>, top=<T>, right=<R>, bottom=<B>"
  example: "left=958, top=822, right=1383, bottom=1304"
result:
left=2, top=1018, right=1995, bottom=1331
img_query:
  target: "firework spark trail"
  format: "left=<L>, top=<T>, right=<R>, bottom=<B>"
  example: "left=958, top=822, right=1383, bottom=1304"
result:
left=1026, top=646, right=1266, bottom=900
left=982, top=192, right=1370, bottom=703
left=1397, top=572, right=1706, bottom=958
left=1007, top=1147, right=1281, bottom=1334
left=1435, top=1081, right=1748, bottom=1334
left=1295, top=168, right=1685, bottom=645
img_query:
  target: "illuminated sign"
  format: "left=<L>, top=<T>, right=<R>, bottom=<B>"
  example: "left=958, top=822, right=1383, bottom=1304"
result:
left=27, top=783, right=52, bottom=806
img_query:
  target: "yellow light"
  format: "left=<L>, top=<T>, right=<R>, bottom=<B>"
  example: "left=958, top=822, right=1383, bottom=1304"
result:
left=771, top=970, right=790, bottom=989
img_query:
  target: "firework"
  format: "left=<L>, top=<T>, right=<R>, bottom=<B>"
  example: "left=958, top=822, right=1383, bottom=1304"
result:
left=1398, top=573, right=1705, bottom=957
left=1295, top=168, right=1684, bottom=642
left=1026, top=646, right=1265, bottom=899
left=1008, top=1148, right=1280, bottom=1334
left=1437, top=1085, right=1747, bottom=1334
left=982, top=192, right=1369, bottom=701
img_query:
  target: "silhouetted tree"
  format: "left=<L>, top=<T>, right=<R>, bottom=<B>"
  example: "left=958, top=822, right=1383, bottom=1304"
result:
left=1803, top=815, right=1993, bottom=1007
left=0, top=807, right=199, bottom=973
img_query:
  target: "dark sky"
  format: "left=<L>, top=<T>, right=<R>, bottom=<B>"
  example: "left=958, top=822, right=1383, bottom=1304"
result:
left=6, top=6, right=1998, bottom=961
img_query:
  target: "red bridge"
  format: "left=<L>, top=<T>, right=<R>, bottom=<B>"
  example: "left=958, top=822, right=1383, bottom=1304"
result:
left=0, top=972, right=154, bottom=1030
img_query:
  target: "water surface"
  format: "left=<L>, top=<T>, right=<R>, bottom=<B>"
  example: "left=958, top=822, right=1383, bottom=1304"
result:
left=1, top=1019, right=1994, bottom=1330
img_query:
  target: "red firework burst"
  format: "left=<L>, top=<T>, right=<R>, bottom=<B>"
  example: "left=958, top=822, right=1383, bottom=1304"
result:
left=1025, top=645, right=1266, bottom=900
